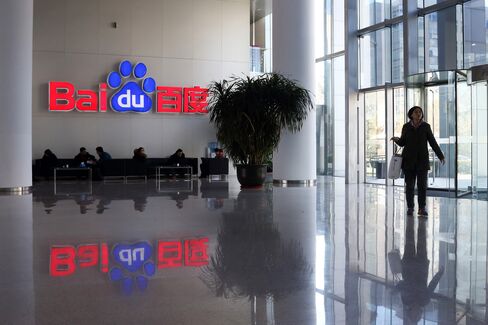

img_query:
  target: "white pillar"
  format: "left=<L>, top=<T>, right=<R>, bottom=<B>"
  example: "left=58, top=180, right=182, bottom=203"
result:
left=0, top=0, right=33, bottom=190
left=272, top=0, right=316, bottom=182
left=0, top=195, right=34, bottom=323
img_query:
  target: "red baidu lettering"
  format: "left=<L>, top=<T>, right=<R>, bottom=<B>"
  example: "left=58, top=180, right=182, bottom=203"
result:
left=77, top=244, right=99, bottom=268
left=99, top=83, right=107, bottom=112
left=157, top=240, right=183, bottom=268
left=183, top=87, right=208, bottom=114
left=49, top=81, right=75, bottom=111
left=76, top=90, right=98, bottom=112
left=184, top=238, right=209, bottom=267
left=50, top=246, right=76, bottom=276
left=49, top=81, right=209, bottom=114
left=156, top=86, right=182, bottom=113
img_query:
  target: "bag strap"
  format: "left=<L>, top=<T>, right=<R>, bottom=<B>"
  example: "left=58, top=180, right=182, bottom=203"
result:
left=393, top=144, right=403, bottom=155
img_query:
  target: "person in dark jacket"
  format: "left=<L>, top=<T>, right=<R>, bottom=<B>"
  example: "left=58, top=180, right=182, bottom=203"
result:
left=74, top=147, right=96, bottom=167
left=391, top=106, right=445, bottom=216
left=168, top=148, right=186, bottom=166
left=167, top=148, right=187, bottom=177
left=41, top=149, right=58, bottom=179
left=96, top=146, right=112, bottom=162
left=133, top=147, right=147, bottom=162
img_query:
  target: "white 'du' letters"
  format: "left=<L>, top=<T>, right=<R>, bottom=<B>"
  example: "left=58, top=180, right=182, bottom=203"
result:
left=117, top=90, right=145, bottom=108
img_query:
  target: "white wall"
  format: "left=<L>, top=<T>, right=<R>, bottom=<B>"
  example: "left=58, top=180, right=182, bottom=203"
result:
left=32, top=0, right=249, bottom=161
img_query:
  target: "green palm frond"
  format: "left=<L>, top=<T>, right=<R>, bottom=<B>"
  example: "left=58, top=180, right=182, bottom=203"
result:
left=207, top=73, right=313, bottom=165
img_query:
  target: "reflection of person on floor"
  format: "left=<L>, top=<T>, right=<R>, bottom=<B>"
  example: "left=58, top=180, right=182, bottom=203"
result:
left=133, top=197, right=147, bottom=212
left=96, top=198, right=111, bottom=214
left=74, top=194, right=94, bottom=214
left=170, top=192, right=188, bottom=209
left=206, top=198, right=224, bottom=210
left=41, top=197, right=58, bottom=214
left=397, top=217, right=444, bottom=324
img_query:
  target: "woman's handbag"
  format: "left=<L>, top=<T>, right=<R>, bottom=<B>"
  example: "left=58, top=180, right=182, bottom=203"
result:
left=387, top=249, right=402, bottom=284
left=388, top=146, right=403, bottom=179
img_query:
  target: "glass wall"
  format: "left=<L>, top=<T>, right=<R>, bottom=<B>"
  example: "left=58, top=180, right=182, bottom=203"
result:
left=314, top=0, right=488, bottom=189
left=424, top=6, right=460, bottom=72
left=391, top=23, right=404, bottom=83
left=392, top=87, right=405, bottom=186
left=464, top=0, right=488, bottom=68
left=365, top=91, right=386, bottom=183
left=316, top=0, right=345, bottom=176
left=359, top=0, right=388, bottom=29
left=353, top=0, right=488, bottom=190
left=471, top=80, right=488, bottom=198
left=359, top=29, right=390, bottom=88
left=250, top=12, right=272, bottom=74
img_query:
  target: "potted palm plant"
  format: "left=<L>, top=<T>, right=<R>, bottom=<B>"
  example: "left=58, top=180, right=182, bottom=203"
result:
left=207, top=73, right=313, bottom=187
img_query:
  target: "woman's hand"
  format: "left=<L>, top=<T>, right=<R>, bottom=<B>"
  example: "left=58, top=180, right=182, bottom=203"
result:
left=390, top=137, right=400, bottom=142
left=440, top=158, right=446, bottom=165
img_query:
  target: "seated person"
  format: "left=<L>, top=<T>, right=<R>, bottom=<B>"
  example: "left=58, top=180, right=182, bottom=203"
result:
left=167, top=148, right=187, bottom=177
left=96, top=146, right=112, bottom=162
left=200, top=148, right=225, bottom=178
left=74, top=147, right=96, bottom=167
left=92, top=146, right=111, bottom=180
left=41, top=149, right=58, bottom=179
left=133, top=147, right=147, bottom=162
left=168, top=148, right=186, bottom=166
left=215, top=148, right=224, bottom=158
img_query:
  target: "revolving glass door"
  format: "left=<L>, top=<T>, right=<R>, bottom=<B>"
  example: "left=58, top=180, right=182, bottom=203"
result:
left=406, top=70, right=472, bottom=197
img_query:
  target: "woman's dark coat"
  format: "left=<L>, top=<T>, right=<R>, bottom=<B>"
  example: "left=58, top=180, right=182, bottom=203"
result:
left=394, top=121, right=444, bottom=171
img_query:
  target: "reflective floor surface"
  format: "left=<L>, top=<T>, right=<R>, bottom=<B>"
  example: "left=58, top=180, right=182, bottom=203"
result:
left=0, top=176, right=487, bottom=324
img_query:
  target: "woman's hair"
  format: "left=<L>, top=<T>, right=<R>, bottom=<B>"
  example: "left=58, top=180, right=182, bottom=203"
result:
left=407, top=106, right=423, bottom=120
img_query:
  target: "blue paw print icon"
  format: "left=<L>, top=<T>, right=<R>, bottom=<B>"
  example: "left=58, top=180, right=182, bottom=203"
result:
left=107, top=60, right=156, bottom=113
left=109, top=241, right=156, bottom=294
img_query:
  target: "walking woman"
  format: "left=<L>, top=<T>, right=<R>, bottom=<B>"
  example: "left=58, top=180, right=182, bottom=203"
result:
left=390, top=106, right=445, bottom=216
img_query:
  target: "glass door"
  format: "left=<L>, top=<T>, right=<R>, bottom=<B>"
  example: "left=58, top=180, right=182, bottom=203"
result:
left=364, top=90, right=386, bottom=184
left=407, top=71, right=456, bottom=193
left=471, top=80, right=488, bottom=200
left=456, top=71, right=472, bottom=197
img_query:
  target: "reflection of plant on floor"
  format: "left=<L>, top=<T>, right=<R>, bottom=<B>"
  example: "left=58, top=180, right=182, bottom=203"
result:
left=200, top=191, right=312, bottom=300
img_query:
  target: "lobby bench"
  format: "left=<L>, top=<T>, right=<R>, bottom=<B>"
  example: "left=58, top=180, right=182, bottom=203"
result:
left=200, top=158, right=229, bottom=178
left=33, top=157, right=199, bottom=181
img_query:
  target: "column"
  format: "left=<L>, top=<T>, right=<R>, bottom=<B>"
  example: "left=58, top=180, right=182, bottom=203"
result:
left=0, top=0, right=33, bottom=191
left=0, top=195, right=34, bottom=323
left=272, top=0, right=316, bottom=183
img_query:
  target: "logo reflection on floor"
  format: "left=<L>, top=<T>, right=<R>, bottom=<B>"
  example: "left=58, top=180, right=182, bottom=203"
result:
left=50, top=238, right=209, bottom=295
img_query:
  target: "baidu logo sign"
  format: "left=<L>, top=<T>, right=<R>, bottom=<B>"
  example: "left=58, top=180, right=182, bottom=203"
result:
left=107, top=60, right=156, bottom=113
left=48, top=59, right=208, bottom=114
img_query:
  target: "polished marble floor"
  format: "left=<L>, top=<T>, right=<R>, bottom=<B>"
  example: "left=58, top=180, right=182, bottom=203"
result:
left=0, top=176, right=486, bottom=324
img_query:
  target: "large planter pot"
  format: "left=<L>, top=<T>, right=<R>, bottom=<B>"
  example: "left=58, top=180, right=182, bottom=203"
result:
left=236, top=165, right=267, bottom=187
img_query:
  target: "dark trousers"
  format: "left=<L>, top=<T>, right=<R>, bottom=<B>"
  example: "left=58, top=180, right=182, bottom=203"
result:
left=404, top=169, right=428, bottom=209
